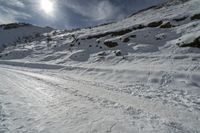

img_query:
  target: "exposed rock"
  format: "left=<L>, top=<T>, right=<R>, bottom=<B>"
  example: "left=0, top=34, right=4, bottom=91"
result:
left=173, top=16, right=187, bottom=22
left=98, top=51, right=107, bottom=56
left=178, top=36, right=200, bottom=48
left=133, top=24, right=145, bottom=30
left=104, top=41, right=118, bottom=48
left=191, top=13, right=200, bottom=20
left=147, top=21, right=163, bottom=27
left=160, top=22, right=175, bottom=28
left=115, top=50, right=122, bottom=56
left=111, top=29, right=132, bottom=36
left=86, top=29, right=132, bottom=39
left=70, top=44, right=74, bottom=47
left=47, top=37, right=52, bottom=42
left=123, top=37, right=130, bottom=42
left=130, top=35, right=136, bottom=38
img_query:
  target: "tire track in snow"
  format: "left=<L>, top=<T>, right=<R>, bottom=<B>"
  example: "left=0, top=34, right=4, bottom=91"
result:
left=3, top=67, right=200, bottom=132
left=0, top=67, right=161, bottom=132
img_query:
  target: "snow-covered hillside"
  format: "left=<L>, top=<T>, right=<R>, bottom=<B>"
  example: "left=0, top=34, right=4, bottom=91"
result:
left=0, top=0, right=200, bottom=132
left=0, top=23, right=53, bottom=52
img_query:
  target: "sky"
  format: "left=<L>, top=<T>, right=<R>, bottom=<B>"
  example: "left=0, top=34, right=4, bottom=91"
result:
left=0, top=0, right=166, bottom=29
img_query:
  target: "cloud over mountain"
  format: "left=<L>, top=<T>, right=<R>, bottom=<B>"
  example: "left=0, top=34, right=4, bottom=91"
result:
left=0, top=0, right=166, bottom=28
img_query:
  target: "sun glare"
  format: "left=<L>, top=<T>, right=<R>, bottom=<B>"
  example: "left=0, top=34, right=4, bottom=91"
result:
left=40, top=0, right=54, bottom=15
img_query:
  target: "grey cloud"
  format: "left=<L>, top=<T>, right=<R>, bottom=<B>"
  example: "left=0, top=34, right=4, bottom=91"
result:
left=0, top=0, right=25, bottom=8
left=0, top=0, right=166, bottom=28
left=0, top=2, right=30, bottom=24
left=59, top=0, right=120, bottom=20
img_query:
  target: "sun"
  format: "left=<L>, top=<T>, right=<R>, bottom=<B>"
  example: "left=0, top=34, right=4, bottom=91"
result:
left=40, top=0, right=54, bottom=15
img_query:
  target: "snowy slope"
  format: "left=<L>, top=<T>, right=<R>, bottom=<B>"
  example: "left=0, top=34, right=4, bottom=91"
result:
left=0, top=23, right=53, bottom=52
left=1, top=0, right=199, bottom=61
left=0, top=0, right=200, bottom=132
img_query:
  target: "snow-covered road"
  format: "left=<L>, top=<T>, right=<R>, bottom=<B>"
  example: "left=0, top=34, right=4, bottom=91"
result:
left=0, top=65, right=200, bottom=133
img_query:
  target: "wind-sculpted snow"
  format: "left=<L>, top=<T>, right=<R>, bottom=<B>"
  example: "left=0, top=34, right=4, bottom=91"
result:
left=0, top=0, right=200, bottom=132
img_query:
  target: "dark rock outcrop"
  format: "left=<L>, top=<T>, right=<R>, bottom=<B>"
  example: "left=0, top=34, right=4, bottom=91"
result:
left=104, top=41, right=118, bottom=48
left=147, top=21, right=163, bottom=27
